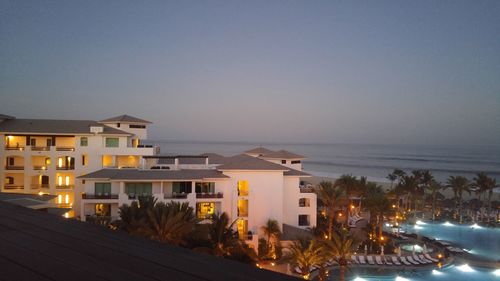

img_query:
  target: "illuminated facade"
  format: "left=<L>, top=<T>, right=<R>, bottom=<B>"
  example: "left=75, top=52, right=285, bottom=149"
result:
left=0, top=114, right=157, bottom=217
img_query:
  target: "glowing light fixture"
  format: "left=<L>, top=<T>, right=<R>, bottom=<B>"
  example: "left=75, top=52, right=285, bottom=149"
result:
left=65, top=176, right=70, bottom=186
left=432, top=270, right=443, bottom=275
left=58, top=176, right=62, bottom=186
left=58, top=157, right=63, bottom=168
left=63, top=213, right=69, bottom=218
left=395, top=276, right=410, bottom=281
left=57, top=194, right=62, bottom=204
left=353, top=277, right=367, bottom=281
left=443, top=221, right=454, bottom=227
left=471, top=223, right=481, bottom=229
left=493, top=269, right=500, bottom=276
left=457, top=264, right=474, bottom=272
left=416, top=220, right=426, bottom=225
left=65, top=194, right=69, bottom=204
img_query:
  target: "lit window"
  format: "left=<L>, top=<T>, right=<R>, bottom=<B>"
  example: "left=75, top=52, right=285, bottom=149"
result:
left=57, top=194, right=62, bottom=204
left=65, top=176, right=70, bottom=186
left=299, top=215, right=310, bottom=226
left=237, top=180, right=249, bottom=196
left=299, top=198, right=310, bottom=207
left=196, top=202, right=215, bottom=219
left=58, top=157, right=63, bottom=168
left=65, top=194, right=69, bottom=204
left=58, top=176, right=63, bottom=186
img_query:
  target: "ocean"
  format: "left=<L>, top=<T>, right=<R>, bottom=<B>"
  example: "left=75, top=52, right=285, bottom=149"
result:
left=143, top=140, right=500, bottom=183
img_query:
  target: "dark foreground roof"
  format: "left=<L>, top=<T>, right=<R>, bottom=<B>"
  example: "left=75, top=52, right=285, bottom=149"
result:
left=79, top=169, right=229, bottom=180
left=0, top=119, right=130, bottom=135
left=0, top=202, right=299, bottom=281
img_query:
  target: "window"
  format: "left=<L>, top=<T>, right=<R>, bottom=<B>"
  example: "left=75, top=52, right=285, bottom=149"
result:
left=105, top=138, right=119, bottom=147
left=195, top=182, right=215, bottom=194
left=298, top=215, right=310, bottom=226
left=82, top=154, right=88, bottom=166
left=172, top=182, right=192, bottom=194
left=125, top=182, right=152, bottom=197
left=291, top=160, right=301, bottom=164
left=95, top=182, right=111, bottom=195
left=129, top=124, right=146, bottom=129
left=95, top=203, right=111, bottom=216
left=80, top=137, right=88, bottom=147
left=237, top=180, right=248, bottom=196
left=237, top=219, right=248, bottom=240
left=237, top=199, right=248, bottom=217
left=30, top=138, right=36, bottom=146
left=7, top=157, right=14, bottom=166
left=281, top=160, right=287, bottom=164
left=117, top=123, right=120, bottom=127
left=5, top=177, right=14, bottom=185
left=299, top=198, right=310, bottom=207
left=196, top=202, right=215, bottom=219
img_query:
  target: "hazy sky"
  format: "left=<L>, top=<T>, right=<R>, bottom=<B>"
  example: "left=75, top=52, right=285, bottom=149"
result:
left=1, top=1, right=499, bottom=145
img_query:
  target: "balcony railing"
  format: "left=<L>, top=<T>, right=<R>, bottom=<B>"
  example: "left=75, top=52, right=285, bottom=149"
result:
left=56, top=185, right=74, bottom=190
left=300, top=187, right=315, bottom=193
left=5, top=146, right=25, bottom=151
left=127, top=193, right=153, bottom=200
left=31, top=146, right=50, bottom=151
left=164, top=193, right=188, bottom=199
left=5, top=165, right=24, bottom=170
left=31, top=184, right=49, bottom=189
left=56, top=146, right=75, bottom=151
left=33, top=165, right=48, bottom=170
left=3, top=184, right=24, bottom=190
left=196, top=192, right=223, bottom=199
left=82, top=193, right=119, bottom=199
left=56, top=166, right=75, bottom=170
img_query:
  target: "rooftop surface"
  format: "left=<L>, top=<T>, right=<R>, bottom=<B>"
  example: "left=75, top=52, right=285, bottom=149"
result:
left=0, top=201, right=299, bottom=281
left=78, top=169, right=229, bottom=180
left=0, top=119, right=130, bottom=135
left=260, top=150, right=305, bottom=160
left=99, top=114, right=152, bottom=124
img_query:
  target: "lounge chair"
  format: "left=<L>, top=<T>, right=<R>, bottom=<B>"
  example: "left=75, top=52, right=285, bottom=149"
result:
left=294, top=266, right=302, bottom=274
left=391, top=256, right=402, bottom=265
left=358, top=255, right=367, bottom=264
left=399, top=256, right=412, bottom=265
left=375, top=256, right=384, bottom=265
left=417, top=254, right=432, bottom=264
left=384, top=257, right=393, bottom=265
left=351, top=255, right=359, bottom=264
left=424, top=253, right=439, bottom=263
left=367, top=256, right=375, bottom=265
left=406, top=256, right=420, bottom=265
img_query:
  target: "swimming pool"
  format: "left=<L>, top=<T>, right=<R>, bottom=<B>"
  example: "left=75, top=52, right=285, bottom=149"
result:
left=400, top=221, right=500, bottom=262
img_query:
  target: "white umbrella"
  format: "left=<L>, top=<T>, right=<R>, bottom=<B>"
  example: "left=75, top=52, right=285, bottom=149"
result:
left=364, top=244, right=368, bottom=255
left=397, top=246, right=401, bottom=257
left=412, top=245, right=416, bottom=255
left=423, top=244, right=427, bottom=254
left=381, top=245, right=384, bottom=256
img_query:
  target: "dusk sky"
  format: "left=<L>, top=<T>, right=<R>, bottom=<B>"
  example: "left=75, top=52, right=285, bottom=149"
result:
left=1, top=1, right=499, bottom=145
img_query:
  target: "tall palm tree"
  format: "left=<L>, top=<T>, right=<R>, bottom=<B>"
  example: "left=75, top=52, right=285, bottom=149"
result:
left=316, top=181, right=344, bottom=239
left=364, top=183, right=390, bottom=238
left=473, top=172, right=497, bottom=222
left=261, top=219, right=281, bottom=258
left=446, top=176, right=471, bottom=223
left=286, top=238, right=328, bottom=280
left=132, top=201, right=197, bottom=245
left=419, top=170, right=434, bottom=217
left=209, top=212, right=239, bottom=256
left=325, top=229, right=353, bottom=281
left=387, top=173, right=397, bottom=190
left=427, top=180, right=443, bottom=221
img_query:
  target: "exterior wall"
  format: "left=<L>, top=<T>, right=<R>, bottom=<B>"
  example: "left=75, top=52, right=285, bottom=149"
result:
left=101, top=123, right=148, bottom=140
left=221, top=170, right=285, bottom=236
left=283, top=176, right=317, bottom=229
left=264, top=159, right=302, bottom=171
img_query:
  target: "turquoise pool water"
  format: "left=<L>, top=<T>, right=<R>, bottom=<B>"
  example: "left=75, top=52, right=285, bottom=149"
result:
left=401, top=221, right=500, bottom=262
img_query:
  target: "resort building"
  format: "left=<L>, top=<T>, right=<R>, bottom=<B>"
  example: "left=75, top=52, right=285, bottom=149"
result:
left=0, top=113, right=316, bottom=241
left=79, top=148, right=316, bottom=239
left=0, top=114, right=158, bottom=217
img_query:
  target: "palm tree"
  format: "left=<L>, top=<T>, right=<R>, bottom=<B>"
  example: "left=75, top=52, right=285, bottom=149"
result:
left=446, top=176, right=471, bottom=223
left=419, top=170, right=434, bottom=217
left=364, top=183, right=390, bottom=238
left=327, top=230, right=353, bottom=281
left=397, top=175, right=419, bottom=216
left=427, top=180, right=443, bottom=221
left=387, top=173, right=397, bottom=190
left=209, top=212, right=239, bottom=256
left=473, top=172, right=497, bottom=222
left=137, top=201, right=198, bottom=245
left=261, top=219, right=281, bottom=258
left=285, top=238, right=328, bottom=280
left=316, top=181, right=344, bottom=239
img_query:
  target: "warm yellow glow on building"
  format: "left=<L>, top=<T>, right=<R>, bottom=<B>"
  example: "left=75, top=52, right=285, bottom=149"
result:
left=58, top=157, right=63, bottom=168
left=237, top=180, right=249, bottom=196
left=237, top=219, right=248, bottom=239
left=237, top=199, right=248, bottom=217
left=57, top=194, right=62, bottom=204
left=65, top=176, right=70, bottom=186
left=65, top=194, right=69, bottom=204
left=58, top=176, right=62, bottom=186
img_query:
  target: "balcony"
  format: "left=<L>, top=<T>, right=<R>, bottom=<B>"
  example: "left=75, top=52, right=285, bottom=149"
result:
left=56, top=185, right=74, bottom=190
left=3, top=184, right=24, bottom=190
left=127, top=193, right=153, bottom=200
left=5, top=165, right=24, bottom=170
left=31, top=146, right=50, bottom=151
left=164, top=193, right=188, bottom=199
left=56, top=166, right=75, bottom=171
left=5, top=146, right=25, bottom=151
left=56, top=146, right=75, bottom=152
left=300, top=186, right=315, bottom=193
left=31, top=184, right=49, bottom=190
left=33, top=165, right=48, bottom=171
left=82, top=193, right=119, bottom=200
left=196, top=192, right=223, bottom=199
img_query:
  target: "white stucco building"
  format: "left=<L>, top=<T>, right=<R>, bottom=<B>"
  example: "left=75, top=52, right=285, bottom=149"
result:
left=0, top=114, right=157, bottom=217
left=0, top=113, right=316, bottom=240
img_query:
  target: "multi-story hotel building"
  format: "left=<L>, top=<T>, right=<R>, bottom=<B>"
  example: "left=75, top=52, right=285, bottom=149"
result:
left=0, top=114, right=316, bottom=239
left=0, top=114, right=157, bottom=217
